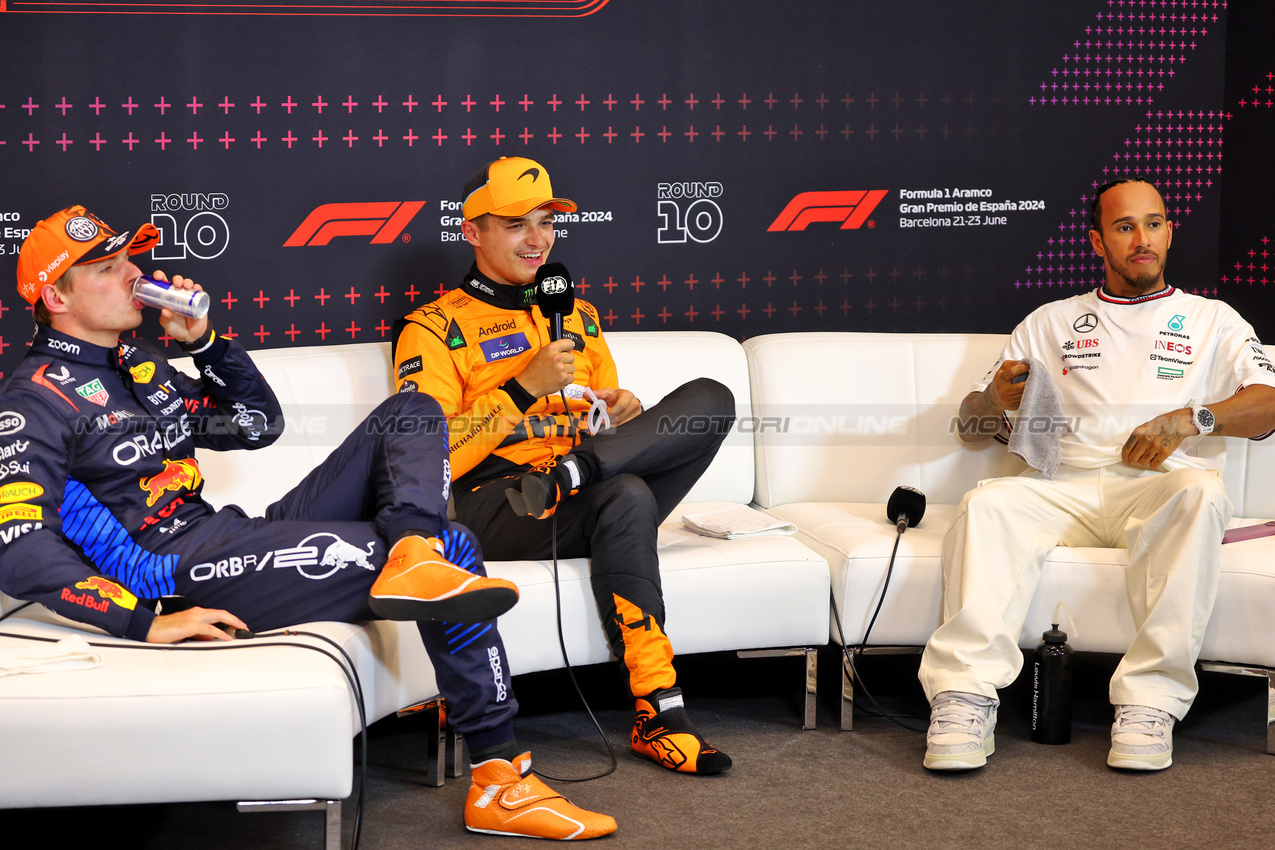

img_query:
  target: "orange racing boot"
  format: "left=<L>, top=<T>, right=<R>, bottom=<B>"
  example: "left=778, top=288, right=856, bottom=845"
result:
left=465, top=751, right=617, bottom=840
left=631, top=687, right=732, bottom=775
left=504, top=455, right=586, bottom=520
left=369, top=534, right=518, bottom=623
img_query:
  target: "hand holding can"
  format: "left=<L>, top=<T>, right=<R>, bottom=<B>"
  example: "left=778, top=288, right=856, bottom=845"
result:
left=133, top=275, right=210, bottom=320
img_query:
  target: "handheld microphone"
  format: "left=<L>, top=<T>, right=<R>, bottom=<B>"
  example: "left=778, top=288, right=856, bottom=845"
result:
left=534, top=262, right=575, bottom=342
left=886, top=486, right=926, bottom=532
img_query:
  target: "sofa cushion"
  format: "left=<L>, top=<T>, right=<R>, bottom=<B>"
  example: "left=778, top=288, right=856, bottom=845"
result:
left=0, top=613, right=359, bottom=807
left=750, top=330, right=1275, bottom=672
left=744, top=332, right=1027, bottom=508
left=769, top=499, right=1275, bottom=669
left=183, top=331, right=753, bottom=517
left=488, top=502, right=830, bottom=676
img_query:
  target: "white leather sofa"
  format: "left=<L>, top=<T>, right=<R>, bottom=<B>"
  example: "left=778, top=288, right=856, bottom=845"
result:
left=744, top=332, right=1275, bottom=742
left=4, top=330, right=1274, bottom=844
left=0, top=331, right=830, bottom=843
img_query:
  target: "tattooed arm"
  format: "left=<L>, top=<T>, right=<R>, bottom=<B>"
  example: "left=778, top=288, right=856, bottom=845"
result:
left=1121, top=384, right=1275, bottom=469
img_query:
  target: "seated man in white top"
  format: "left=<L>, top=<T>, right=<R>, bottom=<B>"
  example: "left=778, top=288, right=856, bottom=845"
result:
left=920, top=177, right=1275, bottom=771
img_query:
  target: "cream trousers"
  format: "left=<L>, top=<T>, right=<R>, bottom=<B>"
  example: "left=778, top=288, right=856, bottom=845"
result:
left=918, top=464, right=1232, bottom=719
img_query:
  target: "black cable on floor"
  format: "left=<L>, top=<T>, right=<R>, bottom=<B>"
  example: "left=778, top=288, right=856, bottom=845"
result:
left=829, top=526, right=928, bottom=733
left=530, top=499, right=619, bottom=784
left=527, top=390, right=620, bottom=783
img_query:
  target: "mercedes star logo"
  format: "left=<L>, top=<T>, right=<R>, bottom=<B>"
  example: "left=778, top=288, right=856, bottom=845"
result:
left=1073, top=313, right=1098, bottom=334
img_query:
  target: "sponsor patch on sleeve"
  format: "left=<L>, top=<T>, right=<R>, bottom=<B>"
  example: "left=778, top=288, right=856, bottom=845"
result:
left=397, top=356, right=424, bottom=381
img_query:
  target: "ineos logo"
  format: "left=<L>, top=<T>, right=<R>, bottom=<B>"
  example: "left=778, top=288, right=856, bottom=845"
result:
left=1073, top=313, right=1097, bottom=334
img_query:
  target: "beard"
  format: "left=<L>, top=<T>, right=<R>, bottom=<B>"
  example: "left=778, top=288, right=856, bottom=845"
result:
left=1105, top=248, right=1167, bottom=294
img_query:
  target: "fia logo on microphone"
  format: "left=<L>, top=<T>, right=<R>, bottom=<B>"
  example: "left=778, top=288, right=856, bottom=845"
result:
left=540, top=275, right=569, bottom=295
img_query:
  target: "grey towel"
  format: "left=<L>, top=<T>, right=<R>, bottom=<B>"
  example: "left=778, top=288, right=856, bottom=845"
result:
left=1008, top=356, right=1066, bottom=478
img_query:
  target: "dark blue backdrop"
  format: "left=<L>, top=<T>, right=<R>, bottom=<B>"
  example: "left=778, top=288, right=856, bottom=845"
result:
left=0, top=0, right=1265, bottom=378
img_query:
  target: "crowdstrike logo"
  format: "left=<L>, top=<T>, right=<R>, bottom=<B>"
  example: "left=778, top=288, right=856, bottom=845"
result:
left=284, top=202, right=426, bottom=247
left=767, top=190, right=889, bottom=231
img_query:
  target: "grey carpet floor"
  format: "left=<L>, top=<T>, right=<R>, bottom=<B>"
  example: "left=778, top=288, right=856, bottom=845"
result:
left=3, top=649, right=1271, bottom=849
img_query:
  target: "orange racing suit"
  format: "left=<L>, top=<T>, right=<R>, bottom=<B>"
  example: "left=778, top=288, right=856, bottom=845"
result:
left=394, top=266, right=734, bottom=697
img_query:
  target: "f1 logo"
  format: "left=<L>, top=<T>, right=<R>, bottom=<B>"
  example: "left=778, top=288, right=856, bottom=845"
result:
left=284, top=202, right=425, bottom=247
left=767, top=190, right=889, bottom=232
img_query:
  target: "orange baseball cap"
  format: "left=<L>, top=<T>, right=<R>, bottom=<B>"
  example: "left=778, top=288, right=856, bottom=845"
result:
left=461, top=156, right=577, bottom=221
left=16, top=205, right=160, bottom=305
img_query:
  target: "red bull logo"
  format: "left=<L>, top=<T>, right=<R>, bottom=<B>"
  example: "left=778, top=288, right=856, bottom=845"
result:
left=67, top=576, right=138, bottom=612
left=139, top=458, right=202, bottom=507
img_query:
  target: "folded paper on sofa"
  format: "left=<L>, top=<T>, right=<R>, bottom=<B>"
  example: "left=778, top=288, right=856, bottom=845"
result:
left=681, top=504, right=797, bottom=539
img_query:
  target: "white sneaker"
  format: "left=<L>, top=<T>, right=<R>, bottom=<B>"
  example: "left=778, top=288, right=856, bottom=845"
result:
left=1107, top=704, right=1174, bottom=770
left=924, top=691, right=998, bottom=770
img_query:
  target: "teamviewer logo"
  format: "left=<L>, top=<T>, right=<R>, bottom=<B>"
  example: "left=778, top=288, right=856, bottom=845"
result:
left=767, top=190, right=889, bottom=232
left=284, top=202, right=425, bottom=247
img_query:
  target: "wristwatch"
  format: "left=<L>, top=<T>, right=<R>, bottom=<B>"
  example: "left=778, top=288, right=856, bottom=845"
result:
left=1189, top=402, right=1215, bottom=436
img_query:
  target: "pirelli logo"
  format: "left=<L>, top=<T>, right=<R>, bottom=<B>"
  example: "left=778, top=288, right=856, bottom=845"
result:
left=767, top=190, right=889, bottom=232
left=284, top=202, right=426, bottom=247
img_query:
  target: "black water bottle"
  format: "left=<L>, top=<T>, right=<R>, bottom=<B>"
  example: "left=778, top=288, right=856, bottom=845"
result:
left=1030, top=623, right=1073, bottom=744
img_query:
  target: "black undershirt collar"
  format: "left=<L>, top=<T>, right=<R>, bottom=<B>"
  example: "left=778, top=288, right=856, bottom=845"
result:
left=459, top=265, right=537, bottom=311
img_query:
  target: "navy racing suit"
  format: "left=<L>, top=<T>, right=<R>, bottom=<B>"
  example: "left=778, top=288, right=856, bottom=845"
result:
left=0, top=325, right=283, bottom=639
left=0, top=325, right=516, bottom=744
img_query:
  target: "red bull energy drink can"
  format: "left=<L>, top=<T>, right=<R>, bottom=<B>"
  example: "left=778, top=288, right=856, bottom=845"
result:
left=133, top=275, right=210, bottom=320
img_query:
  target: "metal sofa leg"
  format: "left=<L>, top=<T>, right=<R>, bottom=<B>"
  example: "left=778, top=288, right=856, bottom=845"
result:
left=1200, top=661, right=1275, bottom=754
left=397, top=696, right=456, bottom=785
left=237, top=799, right=342, bottom=850
left=736, top=647, right=818, bottom=729
left=841, top=655, right=854, bottom=731
left=839, top=645, right=924, bottom=732
left=396, top=697, right=469, bottom=784
left=448, top=728, right=467, bottom=778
